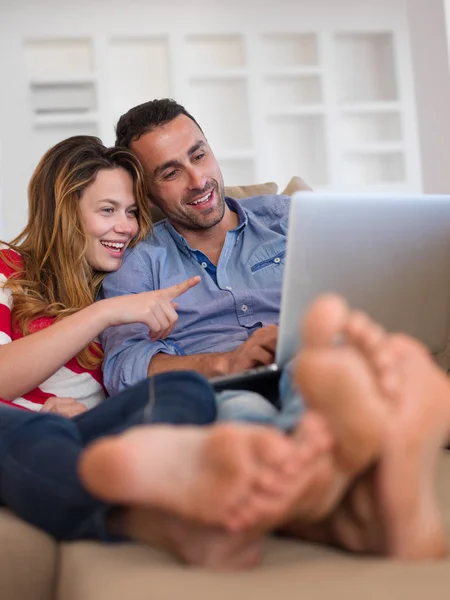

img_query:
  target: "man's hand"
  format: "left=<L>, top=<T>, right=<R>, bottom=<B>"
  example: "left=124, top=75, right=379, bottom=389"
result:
left=226, top=325, right=278, bottom=373
left=41, top=397, right=88, bottom=418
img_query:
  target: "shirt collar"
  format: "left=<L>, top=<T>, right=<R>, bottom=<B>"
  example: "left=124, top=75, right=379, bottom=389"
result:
left=164, top=196, right=248, bottom=253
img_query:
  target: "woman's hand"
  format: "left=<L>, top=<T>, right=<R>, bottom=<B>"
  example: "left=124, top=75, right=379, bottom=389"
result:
left=103, top=276, right=201, bottom=341
left=41, top=397, right=88, bottom=418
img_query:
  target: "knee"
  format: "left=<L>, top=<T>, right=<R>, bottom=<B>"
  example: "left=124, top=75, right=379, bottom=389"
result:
left=152, top=371, right=217, bottom=425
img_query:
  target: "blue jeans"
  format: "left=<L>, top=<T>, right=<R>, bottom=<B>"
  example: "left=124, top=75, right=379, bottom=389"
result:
left=0, top=371, right=216, bottom=541
left=216, top=361, right=304, bottom=431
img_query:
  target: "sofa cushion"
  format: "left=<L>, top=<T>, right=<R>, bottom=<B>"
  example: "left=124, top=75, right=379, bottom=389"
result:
left=0, top=507, right=57, bottom=600
left=281, top=175, right=312, bottom=195
left=57, top=452, right=450, bottom=600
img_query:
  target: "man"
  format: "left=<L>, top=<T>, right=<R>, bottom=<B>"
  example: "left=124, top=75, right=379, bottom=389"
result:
left=97, top=99, right=448, bottom=561
left=100, top=98, right=288, bottom=396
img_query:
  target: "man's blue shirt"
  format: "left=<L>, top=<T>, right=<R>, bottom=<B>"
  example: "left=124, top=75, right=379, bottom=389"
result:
left=100, top=195, right=290, bottom=395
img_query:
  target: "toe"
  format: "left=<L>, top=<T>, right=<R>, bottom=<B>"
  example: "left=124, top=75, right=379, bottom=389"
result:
left=302, top=294, right=349, bottom=348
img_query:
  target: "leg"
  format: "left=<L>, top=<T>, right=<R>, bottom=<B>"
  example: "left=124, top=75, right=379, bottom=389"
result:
left=74, top=371, right=217, bottom=444
left=275, top=360, right=305, bottom=431
left=0, top=404, right=110, bottom=540
left=216, top=389, right=278, bottom=425
left=0, top=404, right=267, bottom=568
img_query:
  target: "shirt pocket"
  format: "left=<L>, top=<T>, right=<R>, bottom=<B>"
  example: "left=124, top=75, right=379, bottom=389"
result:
left=250, top=249, right=286, bottom=274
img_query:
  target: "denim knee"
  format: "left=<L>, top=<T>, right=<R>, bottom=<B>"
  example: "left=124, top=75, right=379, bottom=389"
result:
left=147, top=370, right=217, bottom=426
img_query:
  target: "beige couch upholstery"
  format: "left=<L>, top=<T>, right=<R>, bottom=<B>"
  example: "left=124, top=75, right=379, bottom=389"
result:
left=2, top=453, right=450, bottom=600
left=3, top=176, right=450, bottom=599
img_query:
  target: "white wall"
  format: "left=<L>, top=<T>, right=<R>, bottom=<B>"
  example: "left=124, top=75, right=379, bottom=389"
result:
left=0, top=0, right=428, bottom=240
left=406, top=0, right=450, bottom=193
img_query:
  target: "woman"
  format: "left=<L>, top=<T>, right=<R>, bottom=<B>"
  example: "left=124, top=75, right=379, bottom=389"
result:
left=0, top=135, right=202, bottom=415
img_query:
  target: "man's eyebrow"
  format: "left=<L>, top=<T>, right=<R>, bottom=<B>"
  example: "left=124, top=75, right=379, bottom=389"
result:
left=188, top=141, right=206, bottom=156
left=153, top=141, right=206, bottom=178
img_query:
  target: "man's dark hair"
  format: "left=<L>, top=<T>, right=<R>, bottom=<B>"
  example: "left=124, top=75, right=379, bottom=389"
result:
left=115, top=98, right=203, bottom=148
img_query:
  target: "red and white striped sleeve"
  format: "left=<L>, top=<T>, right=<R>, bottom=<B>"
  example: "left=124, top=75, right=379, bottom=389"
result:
left=0, top=249, right=16, bottom=347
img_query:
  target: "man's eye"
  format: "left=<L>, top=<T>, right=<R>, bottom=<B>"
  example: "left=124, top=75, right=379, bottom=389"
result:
left=102, top=207, right=114, bottom=214
left=193, top=153, right=205, bottom=162
left=164, top=170, right=177, bottom=180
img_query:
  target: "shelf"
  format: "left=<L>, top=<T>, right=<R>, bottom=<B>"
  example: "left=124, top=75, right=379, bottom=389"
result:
left=30, top=121, right=99, bottom=180
left=265, top=114, right=329, bottom=188
left=340, top=101, right=401, bottom=114
left=30, top=80, right=97, bottom=115
left=24, top=38, right=93, bottom=78
left=220, top=159, right=255, bottom=187
left=264, top=66, right=322, bottom=78
left=261, top=33, right=319, bottom=67
left=342, top=111, right=403, bottom=145
left=268, top=105, right=325, bottom=117
left=185, top=35, right=245, bottom=71
left=342, top=152, right=406, bottom=186
left=29, top=74, right=97, bottom=86
left=33, top=112, right=100, bottom=127
left=335, top=32, right=398, bottom=104
left=264, top=75, right=323, bottom=107
left=189, top=69, right=249, bottom=81
left=188, top=79, right=252, bottom=152
left=215, top=149, right=255, bottom=161
left=343, top=142, right=405, bottom=155
left=108, top=37, right=171, bottom=124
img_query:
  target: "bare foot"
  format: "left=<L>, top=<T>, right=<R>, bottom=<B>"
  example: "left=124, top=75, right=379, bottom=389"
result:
left=279, top=412, right=335, bottom=523
left=291, top=295, right=391, bottom=517
left=109, top=506, right=263, bottom=569
left=289, top=310, right=450, bottom=560
left=79, top=423, right=323, bottom=533
left=371, top=335, right=450, bottom=559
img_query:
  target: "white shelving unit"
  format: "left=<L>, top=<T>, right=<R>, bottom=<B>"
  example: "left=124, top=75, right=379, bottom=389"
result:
left=258, top=33, right=329, bottom=189
left=23, top=39, right=100, bottom=170
left=183, top=35, right=255, bottom=186
left=334, top=32, right=407, bottom=189
left=21, top=28, right=416, bottom=193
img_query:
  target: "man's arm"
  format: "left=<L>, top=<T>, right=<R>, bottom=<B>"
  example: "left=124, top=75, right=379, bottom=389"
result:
left=148, top=325, right=278, bottom=378
left=148, top=352, right=229, bottom=377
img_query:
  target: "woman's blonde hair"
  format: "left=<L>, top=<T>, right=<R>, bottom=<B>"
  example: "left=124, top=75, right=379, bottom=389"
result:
left=2, top=135, right=153, bottom=369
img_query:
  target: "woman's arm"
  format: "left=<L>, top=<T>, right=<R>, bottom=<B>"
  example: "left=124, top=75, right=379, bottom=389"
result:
left=0, top=276, right=200, bottom=401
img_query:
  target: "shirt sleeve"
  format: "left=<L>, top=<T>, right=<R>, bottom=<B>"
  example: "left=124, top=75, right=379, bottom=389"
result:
left=99, top=249, right=181, bottom=396
left=0, top=255, right=14, bottom=346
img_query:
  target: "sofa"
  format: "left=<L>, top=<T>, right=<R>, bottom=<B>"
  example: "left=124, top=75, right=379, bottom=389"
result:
left=3, top=177, right=450, bottom=599
left=2, top=453, right=450, bottom=600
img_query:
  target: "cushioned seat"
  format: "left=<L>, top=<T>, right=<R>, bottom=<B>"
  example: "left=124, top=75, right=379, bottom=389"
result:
left=0, top=507, right=57, bottom=600
left=54, top=453, right=450, bottom=600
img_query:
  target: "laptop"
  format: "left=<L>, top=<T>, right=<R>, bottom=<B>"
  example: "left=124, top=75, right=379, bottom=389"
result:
left=210, top=192, right=450, bottom=398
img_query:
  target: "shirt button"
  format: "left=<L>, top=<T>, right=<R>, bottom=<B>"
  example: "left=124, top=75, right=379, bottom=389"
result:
left=241, top=304, right=248, bottom=312
left=274, top=257, right=281, bottom=264
left=225, top=286, right=232, bottom=290
left=201, top=262, right=208, bottom=268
